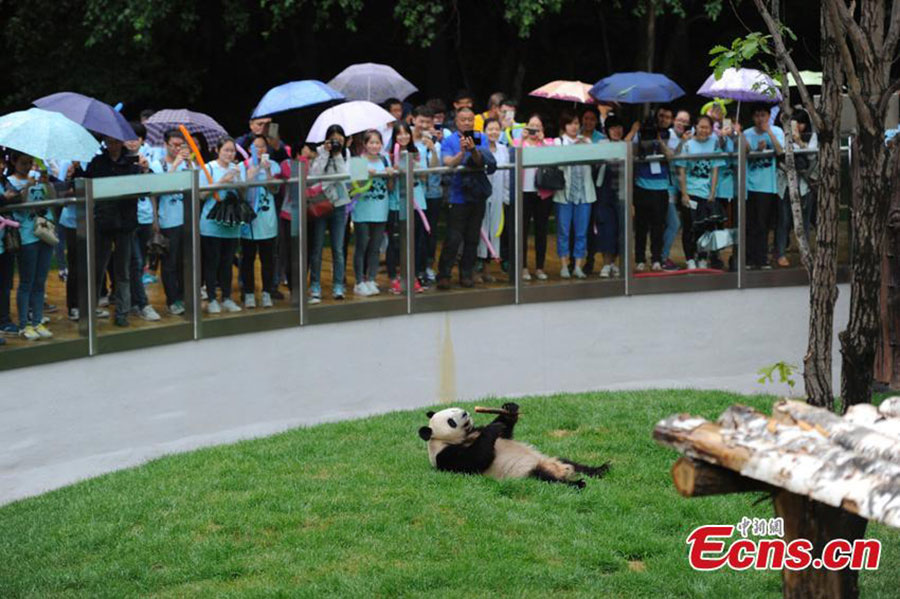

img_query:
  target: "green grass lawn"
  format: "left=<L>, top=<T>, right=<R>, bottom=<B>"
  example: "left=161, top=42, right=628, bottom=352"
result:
left=1, top=390, right=899, bottom=598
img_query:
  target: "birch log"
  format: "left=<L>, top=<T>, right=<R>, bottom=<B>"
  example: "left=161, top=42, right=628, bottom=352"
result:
left=654, top=406, right=900, bottom=528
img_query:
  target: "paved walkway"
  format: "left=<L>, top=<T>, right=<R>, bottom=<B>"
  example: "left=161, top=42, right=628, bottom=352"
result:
left=0, top=284, right=848, bottom=506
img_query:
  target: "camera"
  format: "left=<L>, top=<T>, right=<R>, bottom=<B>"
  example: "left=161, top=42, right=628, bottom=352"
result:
left=327, top=139, right=343, bottom=152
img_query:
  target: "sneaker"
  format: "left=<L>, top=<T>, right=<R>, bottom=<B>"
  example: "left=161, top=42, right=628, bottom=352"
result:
left=599, top=264, right=612, bottom=278
left=390, top=278, right=403, bottom=295
left=560, top=264, right=571, bottom=279
left=19, top=325, right=39, bottom=341
left=35, top=324, right=53, bottom=339
left=261, top=292, right=274, bottom=308
left=244, top=293, right=257, bottom=309
left=140, top=305, right=161, bottom=321
left=207, top=299, right=222, bottom=314
left=573, top=266, right=586, bottom=279
left=44, top=302, right=58, bottom=314
left=308, top=294, right=321, bottom=305
left=366, top=281, right=380, bottom=295
left=200, top=286, right=208, bottom=301
left=662, top=259, right=679, bottom=271
left=1, top=322, right=19, bottom=336
left=761, top=263, right=773, bottom=270
left=651, top=262, right=663, bottom=272
left=698, top=259, right=709, bottom=269
left=95, top=308, right=110, bottom=318
left=535, top=270, right=548, bottom=280
left=168, top=302, right=185, bottom=316
left=636, top=262, right=647, bottom=272
left=68, top=308, right=80, bottom=321
left=425, top=267, right=437, bottom=283
left=522, top=269, right=532, bottom=281
left=58, top=268, right=68, bottom=282
left=98, top=295, right=109, bottom=307
left=687, top=259, right=698, bottom=270
left=222, top=298, right=242, bottom=313
left=333, top=284, right=345, bottom=300
left=610, top=264, right=621, bottom=277
left=414, top=279, right=424, bottom=293
left=309, top=283, right=322, bottom=299
left=354, top=282, right=370, bottom=296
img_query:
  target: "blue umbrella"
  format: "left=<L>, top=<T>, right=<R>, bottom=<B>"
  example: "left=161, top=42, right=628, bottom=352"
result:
left=589, top=72, right=685, bottom=104
left=33, top=91, right=137, bottom=141
left=251, top=80, right=345, bottom=118
left=0, top=108, right=100, bottom=162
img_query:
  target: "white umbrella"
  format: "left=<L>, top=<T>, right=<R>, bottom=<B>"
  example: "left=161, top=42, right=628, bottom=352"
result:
left=327, top=63, right=417, bottom=104
left=0, top=108, right=100, bottom=163
left=306, top=101, right=397, bottom=142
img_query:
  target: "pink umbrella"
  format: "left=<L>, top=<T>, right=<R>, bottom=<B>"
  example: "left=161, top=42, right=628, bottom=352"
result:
left=529, top=80, right=598, bottom=105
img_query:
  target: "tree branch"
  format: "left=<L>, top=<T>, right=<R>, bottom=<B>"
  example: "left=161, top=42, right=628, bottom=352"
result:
left=884, top=0, right=900, bottom=59
left=824, top=0, right=879, bottom=60
left=750, top=0, right=824, bottom=132
left=827, top=0, right=878, bottom=136
left=878, top=76, right=900, bottom=117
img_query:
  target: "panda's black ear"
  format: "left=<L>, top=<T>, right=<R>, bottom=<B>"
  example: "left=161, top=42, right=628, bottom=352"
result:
left=426, top=411, right=435, bottom=418
left=418, top=426, right=433, bottom=441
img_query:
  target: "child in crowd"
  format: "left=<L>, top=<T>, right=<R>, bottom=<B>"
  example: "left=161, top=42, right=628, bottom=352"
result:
left=478, top=118, right=510, bottom=282
left=240, top=135, right=281, bottom=308
left=352, top=130, right=393, bottom=297
left=386, top=122, right=424, bottom=294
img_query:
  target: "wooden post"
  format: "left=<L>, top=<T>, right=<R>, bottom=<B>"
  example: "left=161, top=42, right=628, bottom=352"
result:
left=775, top=490, right=868, bottom=599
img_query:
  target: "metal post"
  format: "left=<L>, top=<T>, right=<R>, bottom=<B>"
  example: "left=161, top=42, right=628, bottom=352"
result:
left=623, top=144, right=634, bottom=295
left=404, top=151, right=415, bottom=314
left=189, top=169, right=202, bottom=338
left=514, top=145, right=524, bottom=304
left=298, top=158, right=308, bottom=325
left=737, top=136, right=747, bottom=288
left=83, top=179, right=98, bottom=355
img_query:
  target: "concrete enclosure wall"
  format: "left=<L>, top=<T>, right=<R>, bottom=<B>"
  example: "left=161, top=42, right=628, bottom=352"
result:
left=0, top=285, right=848, bottom=505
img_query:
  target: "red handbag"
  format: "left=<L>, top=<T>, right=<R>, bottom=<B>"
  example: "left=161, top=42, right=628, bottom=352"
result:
left=306, top=184, right=333, bottom=219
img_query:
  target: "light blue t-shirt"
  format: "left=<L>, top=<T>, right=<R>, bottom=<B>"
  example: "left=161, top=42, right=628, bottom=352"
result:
left=51, top=160, right=78, bottom=229
left=745, top=126, right=784, bottom=194
left=678, top=137, right=726, bottom=200
left=241, top=161, right=280, bottom=240
left=149, top=157, right=189, bottom=229
left=200, top=161, right=246, bottom=238
left=8, top=175, right=53, bottom=246
left=715, top=135, right=736, bottom=200
left=419, top=140, right=443, bottom=199
left=352, top=155, right=390, bottom=224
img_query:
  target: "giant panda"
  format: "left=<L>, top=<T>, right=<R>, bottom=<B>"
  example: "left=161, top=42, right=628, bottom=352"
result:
left=418, top=402, right=609, bottom=488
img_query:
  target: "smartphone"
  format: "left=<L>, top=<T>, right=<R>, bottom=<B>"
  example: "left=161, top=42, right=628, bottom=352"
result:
left=791, top=120, right=799, bottom=137
left=266, top=122, right=280, bottom=139
left=723, top=118, right=732, bottom=130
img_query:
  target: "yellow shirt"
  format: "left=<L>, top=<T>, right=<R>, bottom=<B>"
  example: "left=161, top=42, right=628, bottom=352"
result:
left=473, top=111, right=491, bottom=132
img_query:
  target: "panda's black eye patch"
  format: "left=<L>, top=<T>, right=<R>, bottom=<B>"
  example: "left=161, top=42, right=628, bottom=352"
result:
left=462, top=412, right=468, bottom=419
left=448, top=418, right=457, bottom=428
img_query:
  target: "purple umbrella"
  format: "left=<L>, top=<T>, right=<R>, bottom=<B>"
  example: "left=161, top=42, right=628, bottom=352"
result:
left=33, top=92, right=137, bottom=141
left=144, top=109, right=229, bottom=147
left=697, top=68, right=782, bottom=103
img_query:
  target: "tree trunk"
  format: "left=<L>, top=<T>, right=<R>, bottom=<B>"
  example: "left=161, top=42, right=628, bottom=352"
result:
left=841, top=134, right=893, bottom=410
left=776, top=491, right=868, bottom=599
left=876, top=150, right=900, bottom=388
left=803, top=6, right=843, bottom=410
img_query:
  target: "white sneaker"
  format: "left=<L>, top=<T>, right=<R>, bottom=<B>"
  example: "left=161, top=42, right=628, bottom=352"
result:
left=687, top=259, right=698, bottom=270
left=651, top=262, right=663, bottom=272
left=98, top=295, right=109, bottom=307
left=244, top=293, right=256, bottom=309
left=599, top=264, right=612, bottom=278
left=560, top=264, right=571, bottom=279
left=200, top=286, right=208, bottom=301
left=636, top=262, right=647, bottom=272
left=522, top=269, right=532, bottom=281
left=95, top=308, right=110, bottom=318
left=366, top=280, right=380, bottom=295
left=354, top=282, right=371, bottom=296
left=140, top=305, right=161, bottom=321
left=207, top=299, right=222, bottom=314
left=68, top=308, right=80, bottom=321
left=222, top=298, right=242, bottom=313
left=610, top=264, right=621, bottom=277
left=35, top=324, right=53, bottom=339
left=698, top=259, right=709, bottom=269
left=573, top=266, right=586, bottom=279
left=535, top=270, right=548, bottom=280
left=261, top=292, right=273, bottom=308
left=19, top=325, right=39, bottom=341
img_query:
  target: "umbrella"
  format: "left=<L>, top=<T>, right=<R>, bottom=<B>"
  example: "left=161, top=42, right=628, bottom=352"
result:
left=788, top=70, right=823, bottom=87
left=529, top=80, right=597, bottom=104
left=252, top=80, right=345, bottom=118
left=144, top=109, right=229, bottom=147
left=697, top=68, right=782, bottom=103
left=0, top=108, right=100, bottom=163
left=328, top=63, right=417, bottom=104
left=589, top=72, right=685, bottom=104
left=306, top=101, right=396, bottom=143
left=33, top=91, right=136, bottom=141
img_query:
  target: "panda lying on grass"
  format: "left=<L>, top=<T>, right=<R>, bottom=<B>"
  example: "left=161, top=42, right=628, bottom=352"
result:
left=418, top=403, right=609, bottom=488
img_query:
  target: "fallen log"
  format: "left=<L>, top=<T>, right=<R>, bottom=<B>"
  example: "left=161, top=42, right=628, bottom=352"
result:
left=671, top=456, right=771, bottom=497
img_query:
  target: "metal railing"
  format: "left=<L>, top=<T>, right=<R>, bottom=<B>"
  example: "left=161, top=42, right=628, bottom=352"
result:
left=0, top=139, right=851, bottom=370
